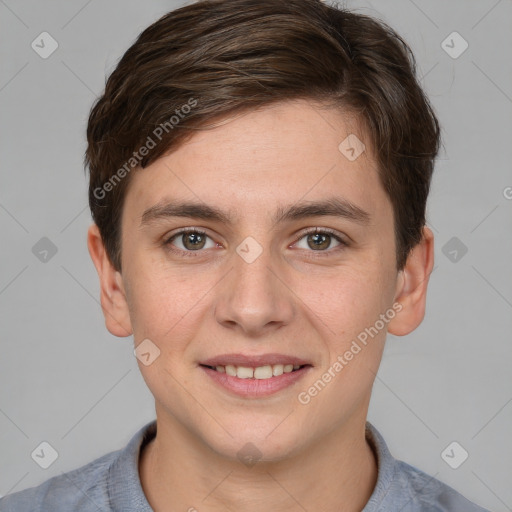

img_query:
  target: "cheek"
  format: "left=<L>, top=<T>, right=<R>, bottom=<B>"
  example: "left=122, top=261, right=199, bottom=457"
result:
left=296, top=271, right=391, bottom=413
left=124, top=255, right=216, bottom=346
left=303, top=264, right=392, bottom=338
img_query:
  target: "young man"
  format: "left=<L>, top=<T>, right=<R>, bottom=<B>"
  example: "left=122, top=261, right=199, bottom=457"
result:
left=0, top=0, right=491, bottom=511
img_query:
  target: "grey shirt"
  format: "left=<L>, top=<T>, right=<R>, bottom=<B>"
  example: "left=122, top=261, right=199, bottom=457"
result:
left=0, top=420, right=490, bottom=511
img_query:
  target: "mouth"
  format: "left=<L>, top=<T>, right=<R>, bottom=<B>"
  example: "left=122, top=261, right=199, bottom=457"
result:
left=200, top=363, right=310, bottom=380
left=199, top=354, right=313, bottom=397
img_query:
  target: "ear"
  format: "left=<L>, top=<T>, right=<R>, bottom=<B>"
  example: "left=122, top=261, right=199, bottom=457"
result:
left=387, top=226, right=434, bottom=336
left=87, top=223, right=133, bottom=337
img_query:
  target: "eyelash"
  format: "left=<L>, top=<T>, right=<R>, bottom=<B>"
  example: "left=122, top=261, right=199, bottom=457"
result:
left=163, top=227, right=348, bottom=258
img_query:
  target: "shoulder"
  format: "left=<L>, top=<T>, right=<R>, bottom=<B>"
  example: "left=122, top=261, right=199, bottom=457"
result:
left=393, top=459, right=491, bottom=512
left=364, top=422, right=491, bottom=512
left=0, top=421, right=156, bottom=512
left=0, top=450, right=118, bottom=512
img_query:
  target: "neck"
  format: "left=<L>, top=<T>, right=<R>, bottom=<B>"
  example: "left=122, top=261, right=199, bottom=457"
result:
left=139, top=411, right=378, bottom=512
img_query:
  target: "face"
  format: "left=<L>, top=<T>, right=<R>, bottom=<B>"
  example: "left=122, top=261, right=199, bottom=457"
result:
left=90, top=99, right=430, bottom=462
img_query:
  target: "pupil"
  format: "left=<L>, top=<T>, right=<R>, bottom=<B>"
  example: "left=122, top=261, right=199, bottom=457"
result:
left=184, top=232, right=205, bottom=250
left=308, top=233, right=329, bottom=250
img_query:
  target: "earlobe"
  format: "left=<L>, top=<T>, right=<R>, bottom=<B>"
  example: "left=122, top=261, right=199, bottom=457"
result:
left=388, top=227, right=434, bottom=337
left=87, top=223, right=133, bottom=337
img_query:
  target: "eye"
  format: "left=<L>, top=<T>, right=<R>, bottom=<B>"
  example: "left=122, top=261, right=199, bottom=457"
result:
left=163, top=227, right=347, bottom=257
left=164, top=228, right=217, bottom=253
left=293, top=228, right=347, bottom=253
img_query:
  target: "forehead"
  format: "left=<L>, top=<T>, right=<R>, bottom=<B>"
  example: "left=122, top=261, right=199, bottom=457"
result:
left=123, top=100, right=390, bottom=225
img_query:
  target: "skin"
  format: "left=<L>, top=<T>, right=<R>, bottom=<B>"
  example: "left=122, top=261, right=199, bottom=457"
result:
left=88, top=99, right=434, bottom=512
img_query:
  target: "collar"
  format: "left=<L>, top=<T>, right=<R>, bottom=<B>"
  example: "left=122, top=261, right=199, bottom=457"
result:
left=106, top=419, right=397, bottom=511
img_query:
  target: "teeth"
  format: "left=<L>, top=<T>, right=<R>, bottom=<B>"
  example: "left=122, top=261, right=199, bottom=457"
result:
left=210, top=363, right=304, bottom=380
left=225, top=365, right=237, bottom=377
left=272, top=364, right=284, bottom=376
left=254, top=365, right=273, bottom=379
left=237, top=366, right=254, bottom=379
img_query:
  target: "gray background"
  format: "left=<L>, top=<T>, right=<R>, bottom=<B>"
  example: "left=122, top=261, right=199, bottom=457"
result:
left=1, top=0, right=511, bottom=510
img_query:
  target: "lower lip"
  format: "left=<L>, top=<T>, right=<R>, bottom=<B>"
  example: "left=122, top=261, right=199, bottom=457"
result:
left=200, top=365, right=312, bottom=398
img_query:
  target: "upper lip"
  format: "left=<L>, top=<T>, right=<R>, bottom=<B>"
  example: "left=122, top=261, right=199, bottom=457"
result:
left=200, top=353, right=312, bottom=367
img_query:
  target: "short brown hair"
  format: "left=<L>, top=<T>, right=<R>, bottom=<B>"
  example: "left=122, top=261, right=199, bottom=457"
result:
left=85, top=0, right=440, bottom=271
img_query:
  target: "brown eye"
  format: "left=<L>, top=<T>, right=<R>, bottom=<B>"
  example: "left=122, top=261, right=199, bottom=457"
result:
left=307, top=232, right=332, bottom=250
left=165, top=229, right=215, bottom=253
left=293, top=229, right=347, bottom=255
left=181, top=231, right=206, bottom=250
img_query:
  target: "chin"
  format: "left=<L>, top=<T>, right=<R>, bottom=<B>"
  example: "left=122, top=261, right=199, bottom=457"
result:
left=202, top=421, right=304, bottom=465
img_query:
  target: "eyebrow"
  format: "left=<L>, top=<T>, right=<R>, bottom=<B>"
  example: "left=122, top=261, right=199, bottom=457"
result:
left=140, top=197, right=371, bottom=228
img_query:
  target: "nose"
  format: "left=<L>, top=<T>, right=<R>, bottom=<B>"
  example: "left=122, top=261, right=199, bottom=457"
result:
left=214, top=243, right=295, bottom=337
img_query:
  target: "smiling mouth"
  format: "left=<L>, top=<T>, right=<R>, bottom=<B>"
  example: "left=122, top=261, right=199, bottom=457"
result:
left=200, top=363, right=311, bottom=380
